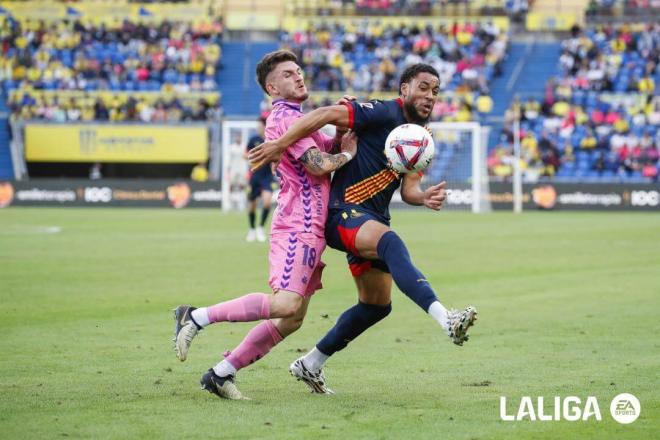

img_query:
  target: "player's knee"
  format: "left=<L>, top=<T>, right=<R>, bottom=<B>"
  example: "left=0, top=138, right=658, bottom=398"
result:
left=358, top=301, right=392, bottom=323
left=274, top=315, right=305, bottom=337
left=355, top=221, right=391, bottom=259
left=271, top=293, right=304, bottom=318
left=286, top=316, right=305, bottom=333
left=376, top=231, right=410, bottom=261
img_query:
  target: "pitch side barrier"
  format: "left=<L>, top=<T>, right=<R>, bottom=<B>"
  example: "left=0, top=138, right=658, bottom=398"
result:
left=1, top=180, right=658, bottom=211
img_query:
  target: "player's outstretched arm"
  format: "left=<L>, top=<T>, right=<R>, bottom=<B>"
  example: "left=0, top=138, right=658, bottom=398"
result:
left=249, top=104, right=351, bottom=170
left=401, top=173, right=447, bottom=211
left=300, top=131, right=357, bottom=176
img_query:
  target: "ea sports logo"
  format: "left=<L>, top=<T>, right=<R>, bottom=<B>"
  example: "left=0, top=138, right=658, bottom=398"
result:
left=610, top=393, right=640, bottom=424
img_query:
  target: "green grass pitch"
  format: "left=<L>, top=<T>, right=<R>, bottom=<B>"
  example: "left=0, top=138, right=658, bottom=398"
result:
left=1, top=208, right=658, bottom=439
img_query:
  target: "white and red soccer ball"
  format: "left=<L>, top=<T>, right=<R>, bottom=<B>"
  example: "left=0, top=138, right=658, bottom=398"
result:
left=384, top=124, right=435, bottom=174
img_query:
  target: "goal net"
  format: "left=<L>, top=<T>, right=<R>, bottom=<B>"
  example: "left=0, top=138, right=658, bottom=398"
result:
left=400, top=121, right=491, bottom=213
left=221, top=120, right=490, bottom=213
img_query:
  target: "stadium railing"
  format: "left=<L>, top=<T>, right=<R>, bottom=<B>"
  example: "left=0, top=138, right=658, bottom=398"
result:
left=285, top=0, right=514, bottom=17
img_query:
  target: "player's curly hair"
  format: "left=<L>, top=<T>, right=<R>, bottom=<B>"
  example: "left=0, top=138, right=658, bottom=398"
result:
left=398, top=63, right=440, bottom=95
left=256, top=50, right=299, bottom=95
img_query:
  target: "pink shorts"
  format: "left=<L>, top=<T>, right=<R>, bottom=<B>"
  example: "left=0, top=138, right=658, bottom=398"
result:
left=269, top=232, right=326, bottom=297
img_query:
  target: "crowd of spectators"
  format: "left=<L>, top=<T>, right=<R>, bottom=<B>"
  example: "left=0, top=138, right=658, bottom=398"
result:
left=586, top=0, right=660, bottom=18
left=489, top=24, right=659, bottom=183
left=9, top=92, right=220, bottom=123
left=281, top=20, right=507, bottom=98
left=1, top=17, right=223, bottom=122
left=0, top=18, right=223, bottom=94
left=555, top=23, right=658, bottom=94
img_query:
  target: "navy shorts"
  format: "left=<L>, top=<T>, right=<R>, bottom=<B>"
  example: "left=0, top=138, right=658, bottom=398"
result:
left=325, top=208, right=390, bottom=277
left=248, top=175, right=275, bottom=201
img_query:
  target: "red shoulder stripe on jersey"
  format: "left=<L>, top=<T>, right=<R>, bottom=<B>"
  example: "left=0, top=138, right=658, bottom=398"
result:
left=395, top=98, right=403, bottom=108
left=343, top=101, right=354, bottom=129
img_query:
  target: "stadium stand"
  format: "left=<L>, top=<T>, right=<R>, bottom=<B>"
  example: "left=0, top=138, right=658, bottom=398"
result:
left=0, top=19, right=222, bottom=93
left=489, top=24, right=660, bottom=183
left=586, top=0, right=660, bottom=19
left=276, top=19, right=508, bottom=124
left=281, top=21, right=506, bottom=95
left=0, top=1, right=225, bottom=179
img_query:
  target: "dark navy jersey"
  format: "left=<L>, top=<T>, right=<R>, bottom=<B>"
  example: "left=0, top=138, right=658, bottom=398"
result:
left=329, top=98, right=409, bottom=223
left=246, top=134, right=272, bottom=180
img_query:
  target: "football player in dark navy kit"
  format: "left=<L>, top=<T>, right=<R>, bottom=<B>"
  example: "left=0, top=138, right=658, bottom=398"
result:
left=245, top=116, right=276, bottom=242
left=249, top=64, right=477, bottom=394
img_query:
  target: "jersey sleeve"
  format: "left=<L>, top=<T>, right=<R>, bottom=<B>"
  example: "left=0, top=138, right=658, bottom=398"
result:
left=344, top=100, right=394, bottom=131
left=314, top=132, right=336, bottom=153
left=288, top=135, right=317, bottom=160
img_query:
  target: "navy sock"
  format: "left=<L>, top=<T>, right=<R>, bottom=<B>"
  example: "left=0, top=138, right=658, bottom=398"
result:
left=260, top=207, right=271, bottom=226
left=316, top=302, right=391, bottom=356
left=248, top=211, right=256, bottom=228
left=376, top=231, right=438, bottom=312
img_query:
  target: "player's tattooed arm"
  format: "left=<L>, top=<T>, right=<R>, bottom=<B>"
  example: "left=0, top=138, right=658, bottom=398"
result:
left=300, top=131, right=357, bottom=176
left=248, top=105, right=351, bottom=170
left=300, top=148, right=349, bottom=176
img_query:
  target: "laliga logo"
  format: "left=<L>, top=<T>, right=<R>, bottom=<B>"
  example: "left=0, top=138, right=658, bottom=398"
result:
left=167, top=182, right=191, bottom=209
left=500, top=396, right=601, bottom=422
left=500, top=393, right=641, bottom=424
left=0, top=182, right=14, bottom=208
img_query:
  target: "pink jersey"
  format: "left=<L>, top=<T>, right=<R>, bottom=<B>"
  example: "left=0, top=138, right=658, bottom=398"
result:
left=266, top=99, right=334, bottom=237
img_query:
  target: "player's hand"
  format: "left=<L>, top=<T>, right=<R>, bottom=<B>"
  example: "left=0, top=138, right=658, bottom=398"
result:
left=340, top=130, right=357, bottom=158
left=248, top=140, right=284, bottom=171
left=336, top=94, right=357, bottom=106
left=423, top=181, right=447, bottom=211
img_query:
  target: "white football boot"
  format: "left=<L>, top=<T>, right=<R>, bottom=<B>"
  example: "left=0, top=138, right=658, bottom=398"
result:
left=289, top=358, right=335, bottom=394
left=446, top=306, right=477, bottom=346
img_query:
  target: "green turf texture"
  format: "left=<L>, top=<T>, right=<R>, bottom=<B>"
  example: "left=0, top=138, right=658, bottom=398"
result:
left=1, top=208, right=658, bottom=439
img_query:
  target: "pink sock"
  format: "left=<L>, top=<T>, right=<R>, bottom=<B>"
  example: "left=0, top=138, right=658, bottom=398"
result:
left=225, top=320, right=283, bottom=371
left=206, top=293, right=270, bottom=323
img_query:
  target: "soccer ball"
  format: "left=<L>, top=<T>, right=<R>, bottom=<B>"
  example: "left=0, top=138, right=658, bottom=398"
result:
left=384, top=124, right=435, bottom=174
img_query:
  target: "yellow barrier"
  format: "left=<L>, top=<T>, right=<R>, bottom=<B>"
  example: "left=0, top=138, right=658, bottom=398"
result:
left=0, top=0, right=218, bottom=25
left=282, top=15, right=510, bottom=32
left=25, top=124, right=209, bottom=163
left=10, top=90, right=220, bottom=107
left=525, top=12, right=580, bottom=31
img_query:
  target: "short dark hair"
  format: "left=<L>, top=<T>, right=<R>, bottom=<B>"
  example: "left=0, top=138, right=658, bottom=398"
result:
left=398, top=63, right=440, bottom=95
left=256, top=50, right=299, bottom=95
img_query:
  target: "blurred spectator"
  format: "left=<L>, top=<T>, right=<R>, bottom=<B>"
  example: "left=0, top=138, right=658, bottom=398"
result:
left=281, top=21, right=507, bottom=96
left=191, top=162, right=209, bottom=182
left=0, top=19, right=222, bottom=94
left=9, top=91, right=221, bottom=122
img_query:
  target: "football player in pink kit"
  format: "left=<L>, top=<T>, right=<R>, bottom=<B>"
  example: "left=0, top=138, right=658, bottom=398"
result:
left=172, top=50, right=357, bottom=400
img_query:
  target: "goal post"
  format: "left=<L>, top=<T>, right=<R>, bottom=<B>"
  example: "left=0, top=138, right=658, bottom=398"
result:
left=221, top=119, right=260, bottom=213
left=414, top=121, right=491, bottom=213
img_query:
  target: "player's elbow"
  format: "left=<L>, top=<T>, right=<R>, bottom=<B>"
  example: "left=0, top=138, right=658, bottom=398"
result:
left=303, top=163, right=331, bottom=177
left=401, top=190, right=422, bottom=206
